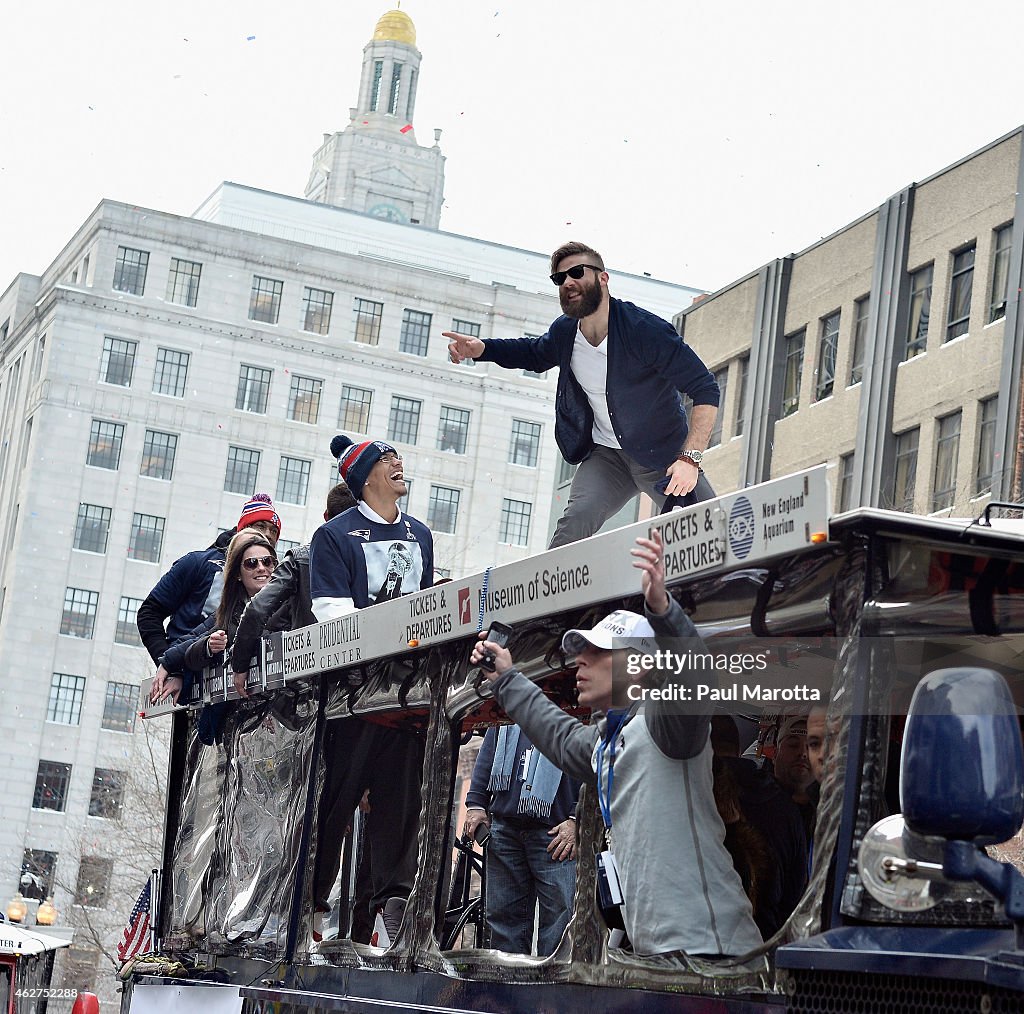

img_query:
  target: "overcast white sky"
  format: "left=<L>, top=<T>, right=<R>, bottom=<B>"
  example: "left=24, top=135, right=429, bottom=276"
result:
left=3, top=1, right=1023, bottom=299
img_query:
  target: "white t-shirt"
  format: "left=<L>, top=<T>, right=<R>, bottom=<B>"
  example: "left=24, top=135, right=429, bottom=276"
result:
left=570, top=327, right=621, bottom=449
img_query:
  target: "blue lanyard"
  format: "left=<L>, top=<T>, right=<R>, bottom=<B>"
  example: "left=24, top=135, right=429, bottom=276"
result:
left=596, top=710, right=630, bottom=830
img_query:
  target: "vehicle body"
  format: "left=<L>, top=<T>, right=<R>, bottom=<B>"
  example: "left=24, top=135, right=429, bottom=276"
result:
left=0, top=922, right=72, bottom=1014
left=125, top=467, right=1024, bottom=1013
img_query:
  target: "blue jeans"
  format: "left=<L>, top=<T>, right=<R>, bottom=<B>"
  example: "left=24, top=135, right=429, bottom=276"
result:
left=485, top=817, right=576, bottom=956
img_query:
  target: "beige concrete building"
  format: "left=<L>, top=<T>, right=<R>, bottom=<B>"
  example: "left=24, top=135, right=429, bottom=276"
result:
left=677, top=127, right=1024, bottom=518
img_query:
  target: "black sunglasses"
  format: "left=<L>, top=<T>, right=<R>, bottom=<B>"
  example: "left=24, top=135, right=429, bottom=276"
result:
left=241, top=555, right=277, bottom=571
left=550, top=264, right=603, bottom=286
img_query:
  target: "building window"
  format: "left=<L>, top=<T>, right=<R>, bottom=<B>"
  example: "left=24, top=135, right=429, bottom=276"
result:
left=892, top=427, right=920, bottom=512
left=905, top=264, right=933, bottom=359
left=388, top=396, right=422, bottom=444
left=152, top=347, right=189, bottom=397
left=236, top=364, right=272, bottom=413
left=427, top=486, right=461, bottom=534
left=33, top=761, right=71, bottom=811
left=522, top=370, right=545, bottom=380
left=249, top=275, right=283, bottom=324
left=709, top=366, right=729, bottom=446
left=115, top=597, right=143, bottom=647
left=73, top=503, right=111, bottom=553
left=47, top=673, right=86, bottom=725
left=734, top=355, right=749, bottom=436
left=102, top=682, right=138, bottom=733
left=399, top=309, right=432, bottom=356
left=354, top=298, right=383, bottom=345
left=113, top=246, right=149, bottom=295
left=277, top=456, right=311, bottom=505
left=850, top=296, right=870, bottom=385
left=88, top=769, right=125, bottom=819
left=397, top=478, right=413, bottom=514
left=388, top=60, right=403, bottom=114
left=437, top=406, right=470, bottom=453
left=370, top=59, right=383, bottom=111
left=74, top=857, right=113, bottom=908
left=302, top=286, right=334, bottom=334
left=278, top=538, right=301, bottom=555
left=20, top=849, right=57, bottom=901
left=87, top=419, right=124, bottom=470
left=141, top=429, right=178, bottom=481
left=224, top=446, right=260, bottom=494
left=452, top=319, right=480, bottom=366
left=781, top=329, right=805, bottom=417
left=339, top=385, right=373, bottom=432
left=945, top=245, right=975, bottom=342
left=61, top=587, right=99, bottom=638
left=975, top=396, right=998, bottom=496
left=932, top=411, right=962, bottom=511
left=499, top=499, right=532, bottom=546
left=166, top=257, right=202, bottom=307
left=509, top=419, right=542, bottom=467
left=129, top=513, right=165, bottom=563
left=557, top=458, right=577, bottom=486
left=989, top=223, right=1013, bottom=323
left=64, top=945, right=100, bottom=993
left=288, top=375, right=323, bottom=424
left=100, top=336, right=137, bottom=386
left=815, top=311, right=840, bottom=401
left=838, top=453, right=855, bottom=512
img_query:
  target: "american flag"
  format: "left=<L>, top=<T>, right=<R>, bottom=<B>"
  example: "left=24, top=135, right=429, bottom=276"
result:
left=117, top=881, right=152, bottom=963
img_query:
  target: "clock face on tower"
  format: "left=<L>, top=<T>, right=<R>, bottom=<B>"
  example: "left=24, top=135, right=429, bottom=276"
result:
left=367, top=202, right=408, bottom=224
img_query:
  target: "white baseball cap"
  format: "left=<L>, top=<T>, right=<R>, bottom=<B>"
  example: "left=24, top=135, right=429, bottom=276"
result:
left=561, top=609, right=658, bottom=657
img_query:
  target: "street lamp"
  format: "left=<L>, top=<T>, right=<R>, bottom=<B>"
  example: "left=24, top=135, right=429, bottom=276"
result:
left=35, top=897, right=57, bottom=926
left=6, top=893, right=28, bottom=923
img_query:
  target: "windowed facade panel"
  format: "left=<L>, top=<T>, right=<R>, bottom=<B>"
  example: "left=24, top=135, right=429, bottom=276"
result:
left=33, top=761, right=71, bottom=811
left=61, top=588, right=98, bottom=638
left=339, top=385, right=373, bottom=432
left=399, top=309, right=432, bottom=356
left=850, top=296, right=870, bottom=385
left=100, top=337, right=137, bottom=387
left=288, top=375, right=323, bottom=424
left=73, top=503, right=111, bottom=553
left=236, top=365, right=272, bottom=413
left=905, top=264, right=933, bottom=359
left=815, top=311, right=840, bottom=401
left=102, top=681, right=138, bottom=732
left=932, top=411, right=962, bottom=511
left=989, top=223, right=1013, bottom=323
left=87, top=420, right=124, bottom=470
left=74, top=857, right=112, bottom=908
left=302, top=286, right=334, bottom=334
left=224, top=446, right=260, bottom=494
left=113, top=246, right=149, bottom=295
left=388, top=396, right=421, bottom=444
left=781, top=330, right=805, bottom=417
left=277, top=456, right=311, bottom=505
left=354, top=298, right=383, bottom=345
left=141, top=429, right=177, bottom=480
left=499, top=498, right=532, bottom=546
left=893, top=428, right=920, bottom=512
left=427, top=485, right=460, bottom=534
left=437, top=406, right=470, bottom=453
left=47, top=673, right=86, bottom=725
left=509, top=419, right=542, bottom=467
left=166, top=257, right=202, bottom=307
left=945, top=245, right=975, bottom=342
left=129, top=513, right=165, bottom=563
left=976, top=396, right=998, bottom=496
left=88, top=769, right=125, bottom=819
left=249, top=275, right=283, bottom=324
left=152, top=348, right=189, bottom=398
left=115, top=597, right=143, bottom=646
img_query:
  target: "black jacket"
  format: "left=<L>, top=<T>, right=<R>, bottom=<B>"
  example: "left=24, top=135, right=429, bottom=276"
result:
left=231, top=545, right=314, bottom=674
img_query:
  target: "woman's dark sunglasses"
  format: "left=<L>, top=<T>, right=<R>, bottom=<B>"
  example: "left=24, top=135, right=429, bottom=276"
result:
left=549, top=264, right=603, bottom=286
left=242, top=555, right=277, bottom=571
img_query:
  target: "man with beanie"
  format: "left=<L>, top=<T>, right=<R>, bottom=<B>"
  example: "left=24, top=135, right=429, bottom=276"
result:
left=307, top=435, right=434, bottom=948
left=143, top=493, right=283, bottom=703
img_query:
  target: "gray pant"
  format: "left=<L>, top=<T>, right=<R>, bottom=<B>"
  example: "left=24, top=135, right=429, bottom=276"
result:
left=548, top=445, right=716, bottom=549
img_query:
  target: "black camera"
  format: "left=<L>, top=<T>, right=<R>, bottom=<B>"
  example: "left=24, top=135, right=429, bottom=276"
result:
left=472, top=822, right=491, bottom=847
left=479, top=621, right=514, bottom=672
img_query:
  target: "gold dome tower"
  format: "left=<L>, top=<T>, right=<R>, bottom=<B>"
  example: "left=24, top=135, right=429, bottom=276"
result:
left=372, top=10, right=416, bottom=47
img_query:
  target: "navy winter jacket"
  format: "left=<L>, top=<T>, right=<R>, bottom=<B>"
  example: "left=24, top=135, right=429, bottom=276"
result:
left=477, top=297, right=719, bottom=470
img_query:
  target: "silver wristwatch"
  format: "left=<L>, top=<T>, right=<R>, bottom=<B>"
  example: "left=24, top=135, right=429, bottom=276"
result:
left=678, top=449, right=703, bottom=467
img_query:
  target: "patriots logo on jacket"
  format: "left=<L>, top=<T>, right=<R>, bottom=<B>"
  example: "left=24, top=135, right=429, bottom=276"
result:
left=349, top=529, right=372, bottom=541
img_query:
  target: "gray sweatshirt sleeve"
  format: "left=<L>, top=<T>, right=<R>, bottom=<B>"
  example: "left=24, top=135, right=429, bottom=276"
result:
left=644, top=597, right=715, bottom=760
left=490, top=670, right=600, bottom=786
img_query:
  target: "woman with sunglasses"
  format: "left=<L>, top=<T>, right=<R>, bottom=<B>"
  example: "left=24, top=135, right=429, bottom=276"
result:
left=157, top=530, right=278, bottom=724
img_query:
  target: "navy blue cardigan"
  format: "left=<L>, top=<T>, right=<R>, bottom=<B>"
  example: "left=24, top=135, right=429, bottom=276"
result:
left=477, top=297, right=719, bottom=470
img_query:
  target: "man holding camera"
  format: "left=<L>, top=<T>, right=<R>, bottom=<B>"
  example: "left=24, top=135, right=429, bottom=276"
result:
left=463, top=728, right=580, bottom=956
left=445, top=241, right=719, bottom=548
left=470, top=531, right=762, bottom=957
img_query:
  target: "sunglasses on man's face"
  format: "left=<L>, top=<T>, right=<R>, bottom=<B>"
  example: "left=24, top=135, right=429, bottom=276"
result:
left=242, top=555, right=277, bottom=572
left=549, top=264, right=603, bottom=286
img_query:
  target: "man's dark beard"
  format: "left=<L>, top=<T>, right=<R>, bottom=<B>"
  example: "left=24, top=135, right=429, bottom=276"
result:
left=559, top=279, right=603, bottom=319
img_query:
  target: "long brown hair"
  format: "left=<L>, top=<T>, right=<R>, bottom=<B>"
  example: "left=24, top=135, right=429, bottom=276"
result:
left=216, top=529, right=276, bottom=630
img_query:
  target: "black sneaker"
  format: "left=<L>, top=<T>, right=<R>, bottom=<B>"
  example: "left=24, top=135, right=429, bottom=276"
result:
left=371, top=897, right=406, bottom=948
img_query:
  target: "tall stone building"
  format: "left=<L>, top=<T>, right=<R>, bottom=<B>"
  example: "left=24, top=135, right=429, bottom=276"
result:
left=0, top=7, right=698, bottom=999
left=677, top=126, right=1024, bottom=518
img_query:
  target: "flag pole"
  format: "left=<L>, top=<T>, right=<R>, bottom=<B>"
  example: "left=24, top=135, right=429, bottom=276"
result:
left=149, top=867, right=161, bottom=955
